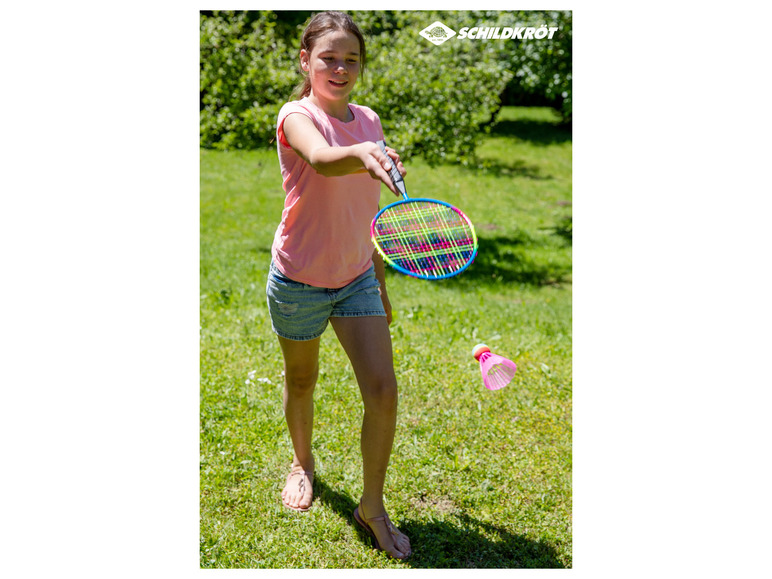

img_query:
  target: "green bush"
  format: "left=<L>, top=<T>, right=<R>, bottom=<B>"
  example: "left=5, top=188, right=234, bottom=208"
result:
left=351, top=11, right=512, bottom=165
left=200, top=11, right=297, bottom=150
left=490, top=11, right=572, bottom=122
left=199, top=10, right=571, bottom=159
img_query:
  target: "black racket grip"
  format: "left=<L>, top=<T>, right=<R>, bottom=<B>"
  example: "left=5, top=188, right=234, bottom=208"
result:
left=376, top=140, right=407, bottom=198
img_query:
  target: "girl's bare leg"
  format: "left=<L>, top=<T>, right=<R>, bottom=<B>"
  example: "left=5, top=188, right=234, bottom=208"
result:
left=277, top=335, right=320, bottom=510
left=330, top=316, right=411, bottom=557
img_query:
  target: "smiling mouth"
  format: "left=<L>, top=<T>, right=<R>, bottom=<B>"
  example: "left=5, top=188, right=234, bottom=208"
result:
left=329, top=80, right=348, bottom=87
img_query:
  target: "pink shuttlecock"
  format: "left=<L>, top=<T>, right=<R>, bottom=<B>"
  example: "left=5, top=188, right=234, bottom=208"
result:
left=472, top=343, right=517, bottom=390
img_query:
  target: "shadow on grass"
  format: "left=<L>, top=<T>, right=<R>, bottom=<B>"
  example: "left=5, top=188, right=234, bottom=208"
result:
left=489, top=118, right=572, bottom=146
left=315, top=476, right=566, bottom=569
left=420, top=233, right=571, bottom=289
left=457, top=115, right=570, bottom=178
left=467, top=156, right=552, bottom=180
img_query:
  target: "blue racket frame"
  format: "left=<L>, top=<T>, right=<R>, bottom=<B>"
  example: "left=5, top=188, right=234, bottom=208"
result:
left=371, top=141, right=478, bottom=281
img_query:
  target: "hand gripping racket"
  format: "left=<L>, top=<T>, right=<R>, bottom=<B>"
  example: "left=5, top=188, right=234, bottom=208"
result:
left=371, top=140, right=478, bottom=280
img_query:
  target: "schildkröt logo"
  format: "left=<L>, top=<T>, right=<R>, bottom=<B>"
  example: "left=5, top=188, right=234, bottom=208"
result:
left=419, top=21, right=457, bottom=45
left=419, top=21, right=560, bottom=45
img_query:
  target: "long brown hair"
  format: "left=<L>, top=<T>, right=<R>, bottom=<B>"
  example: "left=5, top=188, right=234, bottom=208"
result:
left=292, top=11, right=367, bottom=100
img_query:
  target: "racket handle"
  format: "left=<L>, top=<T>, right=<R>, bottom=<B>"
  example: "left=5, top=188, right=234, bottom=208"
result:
left=376, top=140, right=408, bottom=199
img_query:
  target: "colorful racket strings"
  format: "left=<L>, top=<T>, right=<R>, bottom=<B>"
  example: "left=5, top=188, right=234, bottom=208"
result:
left=372, top=199, right=478, bottom=279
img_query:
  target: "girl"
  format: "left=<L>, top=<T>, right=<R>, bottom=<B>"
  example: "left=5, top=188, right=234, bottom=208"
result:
left=265, top=11, right=412, bottom=560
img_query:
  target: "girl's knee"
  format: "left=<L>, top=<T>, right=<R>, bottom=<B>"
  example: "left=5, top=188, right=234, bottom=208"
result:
left=361, top=376, right=398, bottom=410
left=285, top=367, right=318, bottom=395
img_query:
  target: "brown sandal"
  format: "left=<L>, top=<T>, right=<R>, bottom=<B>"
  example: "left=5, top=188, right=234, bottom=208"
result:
left=353, top=502, right=411, bottom=560
left=281, top=467, right=314, bottom=512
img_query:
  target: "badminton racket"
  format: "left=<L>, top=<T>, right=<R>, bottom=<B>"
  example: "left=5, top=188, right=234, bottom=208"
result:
left=371, top=140, right=478, bottom=280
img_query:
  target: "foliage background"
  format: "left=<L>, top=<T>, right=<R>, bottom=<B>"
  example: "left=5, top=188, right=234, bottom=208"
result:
left=200, top=10, right=572, bottom=164
left=199, top=8, right=573, bottom=569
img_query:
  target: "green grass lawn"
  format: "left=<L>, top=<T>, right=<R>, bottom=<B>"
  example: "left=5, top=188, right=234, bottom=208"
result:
left=200, top=106, right=572, bottom=568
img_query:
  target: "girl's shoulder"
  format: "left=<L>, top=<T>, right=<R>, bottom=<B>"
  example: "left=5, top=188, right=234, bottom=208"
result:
left=278, top=98, right=315, bottom=120
left=348, top=102, right=381, bottom=123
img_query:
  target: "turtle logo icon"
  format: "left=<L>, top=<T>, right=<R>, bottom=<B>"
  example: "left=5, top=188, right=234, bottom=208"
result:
left=419, top=21, right=457, bottom=45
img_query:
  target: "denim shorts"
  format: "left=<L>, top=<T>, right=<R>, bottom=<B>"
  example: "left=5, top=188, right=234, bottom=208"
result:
left=266, top=261, right=386, bottom=341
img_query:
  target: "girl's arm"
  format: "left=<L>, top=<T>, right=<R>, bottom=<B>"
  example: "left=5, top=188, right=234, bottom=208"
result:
left=372, top=249, right=392, bottom=325
left=283, top=112, right=405, bottom=196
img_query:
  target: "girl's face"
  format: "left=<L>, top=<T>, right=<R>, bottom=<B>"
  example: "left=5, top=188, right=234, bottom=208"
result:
left=301, top=30, right=361, bottom=103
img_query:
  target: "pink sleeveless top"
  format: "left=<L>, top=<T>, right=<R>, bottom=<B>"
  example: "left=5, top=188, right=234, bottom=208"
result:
left=271, top=97, right=384, bottom=288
